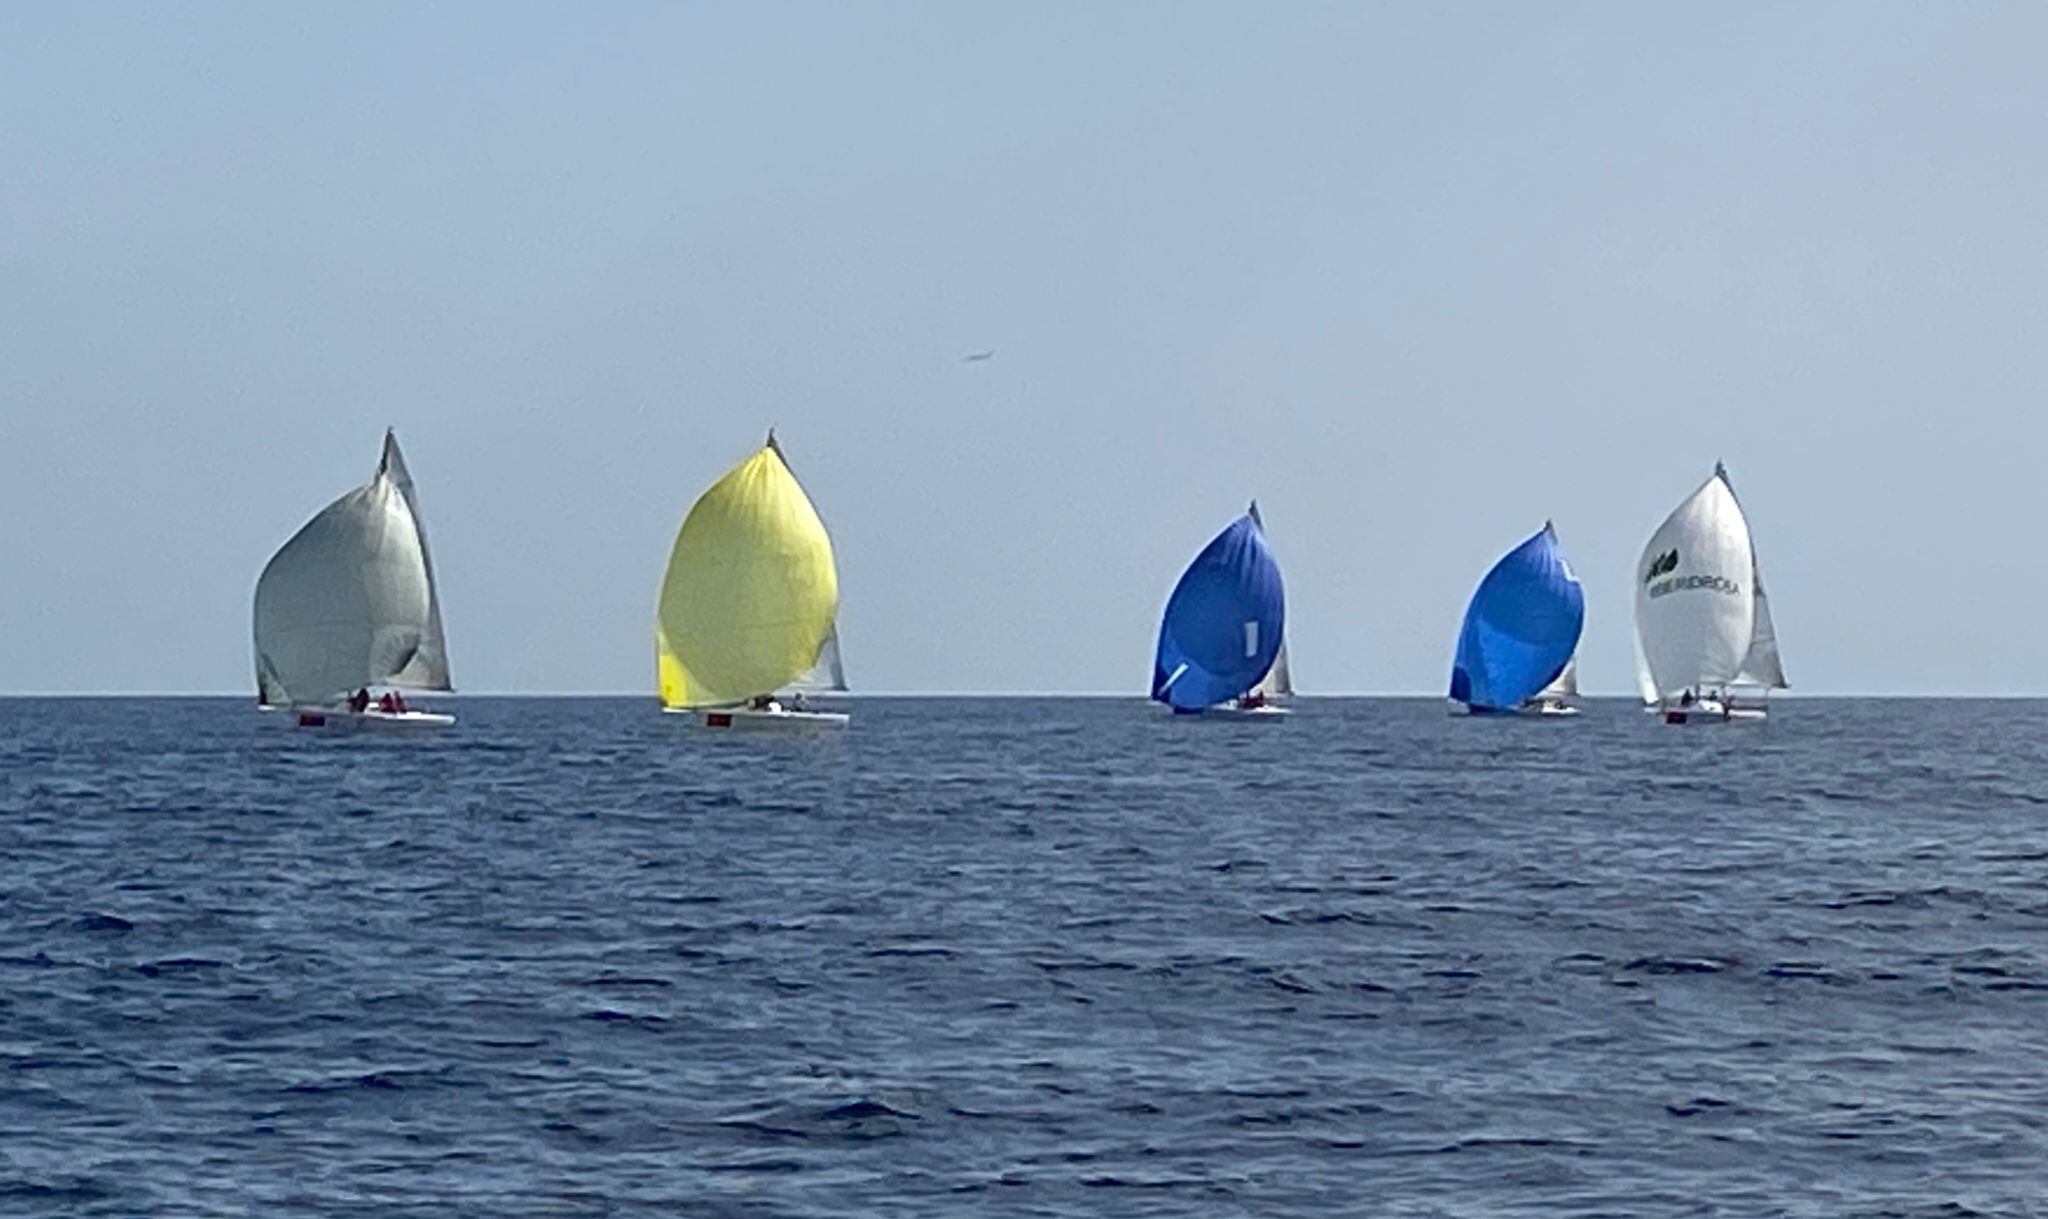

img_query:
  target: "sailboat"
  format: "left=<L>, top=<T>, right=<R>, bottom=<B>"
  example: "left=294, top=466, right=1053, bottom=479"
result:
left=1448, top=522, right=1585, bottom=717
left=1633, top=462, right=1788, bottom=724
left=1150, top=502, right=1287, bottom=717
left=655, top=431, right=848, bottom=729
left=252, top=430, right=454, bottom=728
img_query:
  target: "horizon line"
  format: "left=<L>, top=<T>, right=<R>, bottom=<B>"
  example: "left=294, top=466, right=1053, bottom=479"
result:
left=0, top=690, right=2031, bottom=700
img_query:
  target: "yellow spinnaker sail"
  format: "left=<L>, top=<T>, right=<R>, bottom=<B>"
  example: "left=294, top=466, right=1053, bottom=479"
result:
left=655, top=438, right=840, bottom=709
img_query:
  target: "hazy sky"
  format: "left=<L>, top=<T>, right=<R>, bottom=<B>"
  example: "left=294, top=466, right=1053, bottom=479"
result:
left=6, top=3, right=2046, bottom=695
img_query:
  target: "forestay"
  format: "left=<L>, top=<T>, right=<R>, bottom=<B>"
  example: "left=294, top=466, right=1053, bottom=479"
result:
left=253, top=430, right=452, bottom=707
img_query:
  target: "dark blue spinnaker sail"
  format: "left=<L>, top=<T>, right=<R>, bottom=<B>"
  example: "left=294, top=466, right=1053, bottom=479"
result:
left=1151, top=509, right=1286, bottom=711
left=1449, top=523, right=1584, bottom=712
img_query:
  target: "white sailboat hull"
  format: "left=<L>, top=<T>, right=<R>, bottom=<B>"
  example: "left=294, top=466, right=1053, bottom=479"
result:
left=1660, top=700, right=1767, bottom=725
left=1205, top=703, right=1291, bottom=719
left=267, top=706, right=455, bottom=730
left=1450, top=700, right=1579, bottom=718
left=668, top=706, right=849, bottom=730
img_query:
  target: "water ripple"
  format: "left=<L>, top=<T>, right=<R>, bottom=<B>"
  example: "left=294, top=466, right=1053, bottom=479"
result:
left=1, top=696, right=2045, bottom=1216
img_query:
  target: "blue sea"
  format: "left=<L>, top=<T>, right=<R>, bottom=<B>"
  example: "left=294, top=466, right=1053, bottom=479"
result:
left=2, top=697, right=2045, bottom=1216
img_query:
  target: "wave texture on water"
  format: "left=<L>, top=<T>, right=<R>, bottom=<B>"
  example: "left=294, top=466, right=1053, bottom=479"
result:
left=2, top=696, right=2046, bottom=1216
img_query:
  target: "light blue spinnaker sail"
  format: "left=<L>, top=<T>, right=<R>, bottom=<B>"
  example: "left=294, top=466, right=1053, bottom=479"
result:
left=1449, top=522, right=1585, bottom=713
left=1151, top=506, right=1286, bottom=711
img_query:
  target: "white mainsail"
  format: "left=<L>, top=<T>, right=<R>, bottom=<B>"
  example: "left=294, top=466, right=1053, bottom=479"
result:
left=1633, top=463, right=1786, bottom=704
left=1244, top=500, right=1293, bottom=700
left=372, top=433, right=451, bottom=692
left=1535, top=655, right=1578, bottom=701
left=1250, top=639, right=1294, bottom=700
left=1632, top=634, right=1659, bottom=707
left=789, top=623, right=850, bottom=694
left=1734, top=586, right=1785, bottom=692
left=253, top=430, right=452, bottom=707
left=1720, top=463, right=1788, bottom=690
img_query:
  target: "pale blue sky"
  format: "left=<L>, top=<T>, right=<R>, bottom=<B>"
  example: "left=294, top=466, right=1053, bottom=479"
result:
left=5, top=3, right=2045, bottom=694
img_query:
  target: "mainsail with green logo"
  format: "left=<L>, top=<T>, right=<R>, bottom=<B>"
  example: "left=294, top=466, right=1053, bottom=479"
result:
left=1632, top=462, right=1787, bottom=704
left=654, top=433, right=846, bottom=710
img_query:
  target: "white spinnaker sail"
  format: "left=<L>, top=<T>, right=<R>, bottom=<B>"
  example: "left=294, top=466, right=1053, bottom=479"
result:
left=1243, top=499, right=1294, bottom=700
left=253, top=432, right=451, bottom=707
left=1536, top=655, right=1578, bottom=700
left=1633, top=468, right=1757, bottom=703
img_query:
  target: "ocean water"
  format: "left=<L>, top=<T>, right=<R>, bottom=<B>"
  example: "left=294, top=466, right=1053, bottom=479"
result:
left=2, top=696, right=2045, bottom=1217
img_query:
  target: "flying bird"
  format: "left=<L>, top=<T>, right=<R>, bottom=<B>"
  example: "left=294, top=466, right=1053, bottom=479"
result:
left=961, top=350, right=995, bottom=363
